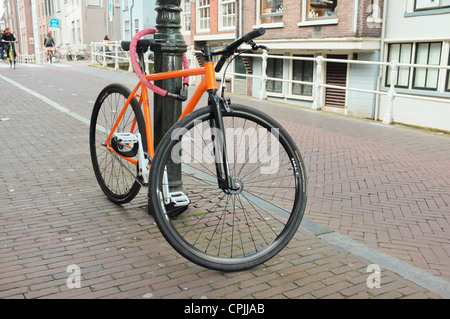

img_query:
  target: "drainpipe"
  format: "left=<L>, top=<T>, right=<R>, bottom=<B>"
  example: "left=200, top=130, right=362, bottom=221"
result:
left=375, top=0, right=388, bottom=120
left=239, top=0, right=243, bottom=37
left=353, top=0, right=359, bottom=34
left=129, top=0, right=134, bottom=40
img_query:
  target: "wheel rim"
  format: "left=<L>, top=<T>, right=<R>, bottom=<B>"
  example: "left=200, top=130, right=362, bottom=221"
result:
left=152, top=107, right=305, bottom=268
left=91, top=88, right=142, bottom=199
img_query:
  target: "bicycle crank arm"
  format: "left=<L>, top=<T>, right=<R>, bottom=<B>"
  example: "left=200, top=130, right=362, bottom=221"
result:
left=162, top=166, right=190, bottom=207
left=136, top=133, right=150, bottom=185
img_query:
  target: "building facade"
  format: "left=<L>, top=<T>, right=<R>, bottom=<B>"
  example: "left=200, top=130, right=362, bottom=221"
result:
left=3, top=0, right=449, bottom=131
left=378, top=0, right=450, bottom=131
left=3, top=0, right=122, bottom=56
left=120, top=0, right=156, bottom=41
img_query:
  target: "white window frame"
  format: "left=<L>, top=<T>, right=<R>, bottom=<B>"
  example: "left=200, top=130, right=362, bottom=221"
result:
left=298, top=0, right=338, bottom=27
left=181, top=0, right=191, bottom=34
left=255, top=0, right=284, bottom=29
left=86, top=0, right=101, bottom=6
left=196, top=0, right=210, bottom=32
left=414, top=0, right=450, bottom=10
left=219, top=0, right=236, bottom=31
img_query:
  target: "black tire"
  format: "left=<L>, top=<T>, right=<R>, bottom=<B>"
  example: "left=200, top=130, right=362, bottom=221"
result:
left=148, top=104, right=307, bottom=271
left=90, top=83, right=147, bottom=204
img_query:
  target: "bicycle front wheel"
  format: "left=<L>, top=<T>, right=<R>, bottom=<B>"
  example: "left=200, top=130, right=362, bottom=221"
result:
left=90, top=83, right=147, bottom=204
left=148, top=104, right=307, bottom=271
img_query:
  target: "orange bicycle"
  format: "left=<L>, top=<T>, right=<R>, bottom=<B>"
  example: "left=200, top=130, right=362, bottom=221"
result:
left=89, top=28, right=307, bottom=271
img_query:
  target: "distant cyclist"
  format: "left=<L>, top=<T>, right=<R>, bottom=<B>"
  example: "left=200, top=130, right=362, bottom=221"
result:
left=2, top=27, right=16, bottom=60
left=44, top=32, right=55, bottom=63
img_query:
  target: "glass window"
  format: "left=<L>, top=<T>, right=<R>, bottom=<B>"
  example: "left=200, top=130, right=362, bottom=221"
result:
left=197, top=0, right=210, bottom=31
left=446, top=54, right=450, bottom=92
left=220, top=0, right=236, bottom=29
left=386, top=43, right=412, bottom=88
left=413, top=42, right=442, bottom=90
left=86, top=0, right=101, bottom=6
left=260, top=0, right=283, bottom=24
left=182, top=0, right=191, bottom=32
left=307, top=0, right=337, bottom=19
left=266, top=56, right=283, bottom=93
left=415, top=0, right=450, bottom=10
left=292, top=56, right=314, bottom=96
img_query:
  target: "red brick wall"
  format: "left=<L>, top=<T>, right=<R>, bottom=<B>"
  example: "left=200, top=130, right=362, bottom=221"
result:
left=241, top=0, right=382, bottom=40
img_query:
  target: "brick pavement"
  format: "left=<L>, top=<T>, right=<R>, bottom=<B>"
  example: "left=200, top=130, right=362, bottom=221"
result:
left=0, top=62, right=449, bottom=299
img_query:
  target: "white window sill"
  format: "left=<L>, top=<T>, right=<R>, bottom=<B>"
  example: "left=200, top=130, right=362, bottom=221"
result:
left=297, top=18, right=338, bottom=27
left=285, top=94, right=314, bottom=102
left=253, top=22, right=284, bottom=30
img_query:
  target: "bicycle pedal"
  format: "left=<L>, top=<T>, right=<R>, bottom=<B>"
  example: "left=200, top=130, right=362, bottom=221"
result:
left=168, top=191, right=190, bottom=207
left=113, top=132, right=139, bottom=144
left=111, top=132, right=139, bottom=157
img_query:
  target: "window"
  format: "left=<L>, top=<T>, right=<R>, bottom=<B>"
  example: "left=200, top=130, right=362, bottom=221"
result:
left=413, top=42, right=442, bottom=90
left=386, top=43, right=413, bottom=88
left=182, top=0, right=191, bottom=33
left=45, top=0, right=54, bottom=15
left=197, top=0, right=210, bottom=31
left=292, top=56, right=314, bottom=96
left=124, top=20, right=130, bottom=40
left=446, top=54, right=450, bottom=92
left=134, top=19, right=140, bottom=35
left=220, top=0, right=236, bottom=30
left=86, top=0, right=101, bottom=6
left=307, top=0, right=337, bottom=19
left=260, top=0, right=283, bottom=24
left=415, top=0, right=450, bottom=10
left=266, top=56, right=283, bottom=93
left=386, top=42, right=445, bottom=91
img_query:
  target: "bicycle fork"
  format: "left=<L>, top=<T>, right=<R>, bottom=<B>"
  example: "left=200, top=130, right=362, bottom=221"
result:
left=208, top=91, right=240, bottom=193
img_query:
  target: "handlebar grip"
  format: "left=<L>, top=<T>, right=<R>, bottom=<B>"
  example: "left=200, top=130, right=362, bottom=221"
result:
left=121, top=39, right=155, bottom=52
left=242, top=28, right=265, bottom=43
left=215, top=57, right=227, bottom=73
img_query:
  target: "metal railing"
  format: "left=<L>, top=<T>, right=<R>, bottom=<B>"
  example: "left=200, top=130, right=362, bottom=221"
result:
left=85, top=43, right=450, bottom=129
left=217, top=49, right=450, bottom=126
left=90, top=41, right=156, bottom=74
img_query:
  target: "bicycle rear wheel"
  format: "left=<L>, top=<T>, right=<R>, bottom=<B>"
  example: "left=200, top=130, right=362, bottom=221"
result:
left=90, top=83, right=147, bottom=204
left=148, top=104, right=307, bottom=271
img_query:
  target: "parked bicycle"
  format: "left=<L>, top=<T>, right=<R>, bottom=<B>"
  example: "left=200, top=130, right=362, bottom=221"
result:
left=95, top=46, right=127, bottom=65
left=89, top=28, right=307, bottom=271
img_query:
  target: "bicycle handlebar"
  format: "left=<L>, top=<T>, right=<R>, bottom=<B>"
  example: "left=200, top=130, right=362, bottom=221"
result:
left=128, top=27, right=267, bottom=98
left=213, top=28, right=265, bottom=72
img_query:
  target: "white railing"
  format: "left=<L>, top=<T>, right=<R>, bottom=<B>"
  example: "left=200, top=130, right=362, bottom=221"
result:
left=86, top=44, right=450, bottom=128
left=90, top=41, right=155, bottom=74
left=218, top=50, right=450, bottom=125
left=17, top=54, right=37, bottom=64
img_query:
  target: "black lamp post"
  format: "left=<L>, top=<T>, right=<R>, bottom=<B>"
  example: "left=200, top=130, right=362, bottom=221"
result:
left=153, top=0, right=187, bottom=193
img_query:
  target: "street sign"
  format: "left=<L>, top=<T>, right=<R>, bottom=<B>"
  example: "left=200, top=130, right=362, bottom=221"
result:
left=49, top=18, right=60, bottom=28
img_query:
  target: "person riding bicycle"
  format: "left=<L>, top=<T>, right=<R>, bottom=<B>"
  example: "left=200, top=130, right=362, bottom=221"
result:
left=44, top=32, right=55, bottom=62
left=44, top=32, right=55, bottom=49
left=1, top=28, right=16, bottom=60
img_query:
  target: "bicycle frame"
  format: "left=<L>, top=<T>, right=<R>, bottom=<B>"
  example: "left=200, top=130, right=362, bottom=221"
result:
left=104, top=62, right=216, bottom=179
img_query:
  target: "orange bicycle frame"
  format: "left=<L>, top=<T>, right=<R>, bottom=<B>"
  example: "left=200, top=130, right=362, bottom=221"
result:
left=104, top=61, right=217, bottom=167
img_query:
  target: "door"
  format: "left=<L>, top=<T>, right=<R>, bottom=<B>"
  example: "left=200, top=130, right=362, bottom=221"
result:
left=233, top=56, right=247, bottom=95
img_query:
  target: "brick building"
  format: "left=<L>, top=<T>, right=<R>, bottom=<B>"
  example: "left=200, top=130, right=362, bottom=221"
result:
left=183, top=0, right=384, bottom=115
